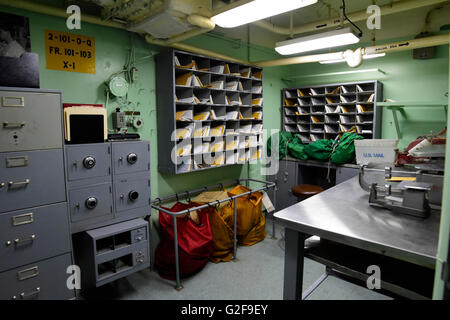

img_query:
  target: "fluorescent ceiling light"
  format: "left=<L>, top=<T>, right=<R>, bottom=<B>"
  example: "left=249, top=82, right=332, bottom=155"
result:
left=275, top=27, right=360, bottom=55
left=319, top=53, right=386, bottom=64
left=211, top=0, right=318, bottom=28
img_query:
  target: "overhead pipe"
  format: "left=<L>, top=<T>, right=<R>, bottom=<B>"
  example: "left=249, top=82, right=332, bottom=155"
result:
left=255, top=33, right=449, bottom=67
left=253, top=0, right=448, bottom=37
left=364, top=33, right=449, bottom=55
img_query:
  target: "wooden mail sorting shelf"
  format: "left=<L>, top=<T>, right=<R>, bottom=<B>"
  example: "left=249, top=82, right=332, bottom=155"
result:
left=282, top=81, right=383, bottom=144
left=156, top=49, right=264, bottom=174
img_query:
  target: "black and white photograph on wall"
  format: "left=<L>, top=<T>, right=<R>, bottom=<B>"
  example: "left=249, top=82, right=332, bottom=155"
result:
left=0, top=11, right=30, bottom=58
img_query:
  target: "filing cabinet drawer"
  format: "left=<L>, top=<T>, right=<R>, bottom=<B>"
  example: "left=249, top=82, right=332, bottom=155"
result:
left=0, top=149, right=66, bottom=213
left=0, top=253, right=74, bottom=300
left=69, top=183, right=113, bottom=223
left=0, top=90, right=62, bottom=152
left=111, top=141, right=150, bottom=175
left=113, top=173, right=151, bottom=213
left=66, top=143, right=111, bottom=181
left=0, top=203, right=71, bottom=272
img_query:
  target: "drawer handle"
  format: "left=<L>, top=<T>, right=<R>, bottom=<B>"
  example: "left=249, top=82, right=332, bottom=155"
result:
left=8, top=179, right=30, bottom=188
left=6, top=156, right=28, bottom=168
left=14, top=234, right=36, bottom=246
left=3, top=121, right=26, bottom=128
left=17, top=266, right=39, bottom=281
left=12, top=212, right=34, bottom=226
left=2, top=96, right=25, bottom=107
left=12, top=287, right=41, bottom=300
left=0, top=182, right=4, bottom=188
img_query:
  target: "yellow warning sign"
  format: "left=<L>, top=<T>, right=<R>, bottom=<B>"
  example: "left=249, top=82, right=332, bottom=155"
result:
left=45, top=30, right=95, bottom=74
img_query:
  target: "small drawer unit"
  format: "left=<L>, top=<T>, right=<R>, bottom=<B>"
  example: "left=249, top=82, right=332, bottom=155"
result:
left=111, top=141, right=150, bottom=175
left=0, top=90, right=63, bottom=152
left=0, top=253, right=74, bottom=300
left=73, top=218, right=150, bottom=288
left=65, top=143, right=111, bottom=181
left=0, top=203, right=71, bottom=272
left=0, top=149, right=66, bottom=213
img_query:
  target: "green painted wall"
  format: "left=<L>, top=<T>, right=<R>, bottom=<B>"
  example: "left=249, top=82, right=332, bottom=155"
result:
left=0, top=5, right=285, bottom=200
left=284, top=37, right=449, bottom=149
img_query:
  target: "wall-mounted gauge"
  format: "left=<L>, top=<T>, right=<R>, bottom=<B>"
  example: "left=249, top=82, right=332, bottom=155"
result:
left=108, top=76, right=129, bottom=97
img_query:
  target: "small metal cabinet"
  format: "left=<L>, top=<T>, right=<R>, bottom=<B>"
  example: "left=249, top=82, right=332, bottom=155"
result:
left=69, top=182, right=113, bottom=223
left=336, top=167, right=359, bottom=185
left=268, top=159, right=298, bottom=211
left=73, top=218, right=150, bottom=288
left=0, top=149, right=66, bottom=213
left=113, top=172, right=151, bottom=215
left=0, top=253, right=74, bottom=300
left=0, top=90, right=63, bottom=152
left=0, top=203, right=71, bottom=272
left=66, top=140, right=151, bottom=233
left=65, top=143, right=111, bottom=181
left=111, top=141, right=150, bottom=175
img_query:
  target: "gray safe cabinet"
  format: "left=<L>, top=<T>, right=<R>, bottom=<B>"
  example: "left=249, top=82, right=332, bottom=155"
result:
left=0, top=87, right=74, bottom=300
left=67, top=140, right=152, bottom=290
left=65, top=140, right=151, bottom=233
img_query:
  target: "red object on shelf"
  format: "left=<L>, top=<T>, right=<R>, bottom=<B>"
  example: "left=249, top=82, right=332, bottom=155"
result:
left=155, top=202, right=213, bottom=280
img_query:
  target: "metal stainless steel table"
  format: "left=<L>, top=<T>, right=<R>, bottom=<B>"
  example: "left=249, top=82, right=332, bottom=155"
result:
left=274, top=176, right=441, bottom=300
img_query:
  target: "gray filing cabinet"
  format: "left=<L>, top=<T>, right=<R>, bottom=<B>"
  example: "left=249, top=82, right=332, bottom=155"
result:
left=66, top=140, right=151, bottom=234
left=72, top=218, right=150, bottom=288
left=268, top=159, right=299, bottom=211
left=0, top=87, right=74, bottom=300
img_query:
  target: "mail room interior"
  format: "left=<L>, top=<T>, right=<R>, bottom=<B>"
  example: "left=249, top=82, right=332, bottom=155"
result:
left=0, top=0, right=449, bottom=302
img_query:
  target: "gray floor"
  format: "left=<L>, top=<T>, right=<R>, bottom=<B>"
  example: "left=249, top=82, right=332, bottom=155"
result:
left=83, top=221, right=392, bottom=300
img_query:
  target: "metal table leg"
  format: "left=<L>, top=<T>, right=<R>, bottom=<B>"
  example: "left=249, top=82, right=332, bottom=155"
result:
left=302, top=267, right=330, bottom=300
left=271, top=186, right=277, bottom=240
left=283, top=228, right=305, bottom=300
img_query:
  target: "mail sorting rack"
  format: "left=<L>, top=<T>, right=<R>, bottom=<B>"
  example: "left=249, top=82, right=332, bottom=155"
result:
left=155, top=49, right=264, bottom=174
left=151, top=178, right=276, bottom=290
left=282, top=80, right=383, bottom=144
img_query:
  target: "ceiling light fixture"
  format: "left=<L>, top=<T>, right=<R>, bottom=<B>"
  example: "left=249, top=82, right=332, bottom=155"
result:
left=211, top=0, right=318, bottom=28
left=319, top=52, right=386, bottom=64
left=275, top=27, right=360, bottom=55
